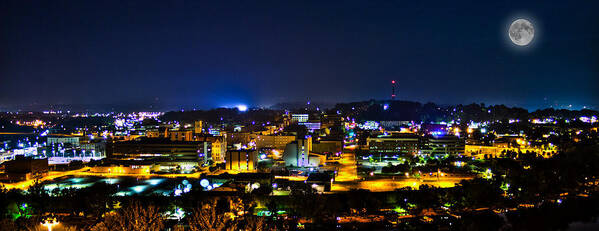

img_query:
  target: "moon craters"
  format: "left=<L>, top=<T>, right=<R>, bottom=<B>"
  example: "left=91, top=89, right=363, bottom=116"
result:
left=509, top=19, right=534, bottom=46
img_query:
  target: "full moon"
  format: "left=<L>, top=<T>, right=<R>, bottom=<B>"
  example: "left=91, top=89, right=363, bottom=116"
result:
left=509, top=19, right=534, bottom=46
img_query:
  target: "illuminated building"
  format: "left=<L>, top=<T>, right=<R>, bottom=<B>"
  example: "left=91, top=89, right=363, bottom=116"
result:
left=255, top=135, right=296, bottom=149
left=194, top=135, right=227, bottom=163
left=493, top=135, right=527, bottom=148
left=0, top=156, right=48, bottom=181
left=358, top=121, right=380, bottom=130
left=367, top=133, right=419, bottom=156
left=312, top=140, right=342, bottom=154
left=379, top=121, right=412, bottom=130
left=465, top=144, right=556, bottom=159
left=421, top=134, right=465, bottom=157
left=146, top=127, right=167, bottom=138
left=225, top=150, right=258, bottom=171
left=107, top=138, right=212, bottom=163
left=420, top=123, right=450, bottom=135
left=283, top=137, right=322, bottom=167
left=79, top=140, right=106, bottom=156
left=321, top=114, right=344, bottom=127
left=291, top=114, right=309, bottom=123
left=194, top=121, right=203, bottom=134
left=14, top=120, right=45, bottom=127
left=47, top=136, right=80, bottom=146
left=227, top=132, right=257, bottom=147
left=208, top=128, right=221, bottom=135
left=299, top=122, right=321, bottom=132
left=90, top=165, right=151, bottom=174
left=169, top=130, right=193, bottom=141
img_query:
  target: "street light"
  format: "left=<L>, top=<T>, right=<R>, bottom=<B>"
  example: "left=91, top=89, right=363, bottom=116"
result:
left=41, top=217, right=59, bottom=231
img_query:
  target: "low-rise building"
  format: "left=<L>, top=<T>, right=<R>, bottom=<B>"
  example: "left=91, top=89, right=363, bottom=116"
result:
left=225, top=150, right=258, bottom=171
left=169, top=130, right=193, bottom=141
left=195, top=135, right=227, bottom=163
left=0, top=156, right=48, bottom=181
left=146, top=127, right=167, bottom=138
left=90, top=165, right=151, bottom=174
left=299, top=122, right=321, bottom=132
left=367, top=133, right=420, bottom=156
left=255, top=135, right=296, bottom=149
left=107, top=138, right=210, bottom=163
left=47, top=136, right=80, bottom=146
left=194, top=121, right=204, bottom=134
left=283, top=137, right=322, bottom=167
left=421, top=135, right=465, bottom=156
left=312, top=139, right=342, bottom=154
left=291, top=114, right=309, bottom=123
left=80, top=140, right=106, bottom=157
left=306, top=172, right=333, bottom=192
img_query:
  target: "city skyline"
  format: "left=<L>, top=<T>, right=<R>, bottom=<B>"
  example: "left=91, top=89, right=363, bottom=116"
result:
left=1, top=2, right=599, bottom=229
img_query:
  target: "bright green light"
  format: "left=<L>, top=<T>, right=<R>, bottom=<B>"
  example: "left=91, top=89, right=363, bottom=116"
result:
left=393, top=206, right=407, bottom=214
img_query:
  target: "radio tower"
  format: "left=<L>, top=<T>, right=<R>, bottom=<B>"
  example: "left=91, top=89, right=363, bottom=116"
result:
left=391, top=80, right=397, bottom=100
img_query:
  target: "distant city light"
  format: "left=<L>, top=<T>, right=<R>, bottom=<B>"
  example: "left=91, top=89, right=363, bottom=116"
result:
left=237, top=105, right=248, bottom=112
left=41, top=217, right=59, bottom=231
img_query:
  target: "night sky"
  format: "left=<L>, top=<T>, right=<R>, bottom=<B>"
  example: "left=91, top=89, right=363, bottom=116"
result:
left=1, top=1, right=598, bottom=110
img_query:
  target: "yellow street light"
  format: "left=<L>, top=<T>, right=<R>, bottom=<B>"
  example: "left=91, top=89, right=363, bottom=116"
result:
left=41, top=217, right=59, bottom=231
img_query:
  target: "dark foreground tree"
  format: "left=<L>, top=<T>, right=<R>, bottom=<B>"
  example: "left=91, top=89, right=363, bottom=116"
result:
left=187, top=199, right=237, bottom=231
left=90, top=201, right=164, bottom=231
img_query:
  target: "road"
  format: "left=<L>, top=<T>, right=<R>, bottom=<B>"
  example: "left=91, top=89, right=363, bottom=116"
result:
left=335, top=153, right=358, bottom=182
left=332, top=176, right=472, bottom=192
left=0, top=168, right=208, bottom=190
left=331, top=151, right=474, bottom=192
left=0, top=168, right=90, bottom=190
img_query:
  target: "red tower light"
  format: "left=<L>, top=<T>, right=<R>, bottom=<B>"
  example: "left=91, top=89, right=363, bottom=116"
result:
left=391, top=80, right=396, bottom=100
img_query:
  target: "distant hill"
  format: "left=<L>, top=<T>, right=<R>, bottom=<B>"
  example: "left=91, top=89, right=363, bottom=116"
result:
left=269, top=102, right=337, bottom=111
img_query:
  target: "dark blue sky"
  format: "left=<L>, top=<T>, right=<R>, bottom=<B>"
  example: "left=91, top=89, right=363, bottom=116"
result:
left=1, top=1, right=598, bottom=110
